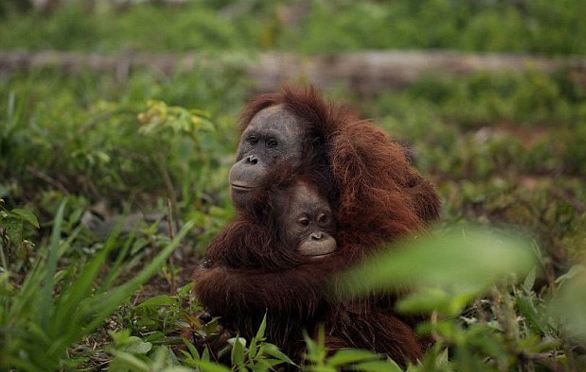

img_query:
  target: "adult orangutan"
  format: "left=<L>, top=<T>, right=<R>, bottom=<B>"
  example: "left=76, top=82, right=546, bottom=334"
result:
left=194, top=87, right=440, bottom=366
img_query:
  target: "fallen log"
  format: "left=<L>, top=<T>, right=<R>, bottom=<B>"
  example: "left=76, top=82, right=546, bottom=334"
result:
left=1, top=50, right=584, bottom=94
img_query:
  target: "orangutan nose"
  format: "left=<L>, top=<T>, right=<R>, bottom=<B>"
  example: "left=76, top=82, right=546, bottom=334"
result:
left=310, top=232, right=323, bottom=240
left=245, top=155, right=258, bottom=165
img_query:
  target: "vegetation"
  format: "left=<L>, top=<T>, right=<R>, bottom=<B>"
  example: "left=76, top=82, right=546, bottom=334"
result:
left=1, top=0, right=585, bottom=55
left=1, top=1, right=585, bottom=371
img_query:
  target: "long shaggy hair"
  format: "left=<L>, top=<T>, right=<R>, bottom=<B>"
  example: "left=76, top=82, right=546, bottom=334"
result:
left=194, top=86, right=440, bottom=366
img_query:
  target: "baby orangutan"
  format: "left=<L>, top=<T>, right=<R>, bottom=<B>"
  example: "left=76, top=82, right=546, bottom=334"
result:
left=273, top=180, right=337, bottom=260
left=193, top=177, right=341, bottom=360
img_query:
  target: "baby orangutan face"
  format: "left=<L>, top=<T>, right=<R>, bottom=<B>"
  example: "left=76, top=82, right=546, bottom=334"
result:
left=275, top=181, right=337, bottom=259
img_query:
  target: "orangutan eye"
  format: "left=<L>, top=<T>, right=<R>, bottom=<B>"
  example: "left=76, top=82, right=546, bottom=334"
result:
left=318, top=213, right=329, bottom=225
left=267, top=138, right=278, bottom=148
left=247, top=136, right=258, bottom=145
left=298, top=217, right=310, bottom=227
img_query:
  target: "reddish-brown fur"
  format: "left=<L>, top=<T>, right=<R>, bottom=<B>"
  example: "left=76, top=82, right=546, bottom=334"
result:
left=194, top=87, right=440, bottom=366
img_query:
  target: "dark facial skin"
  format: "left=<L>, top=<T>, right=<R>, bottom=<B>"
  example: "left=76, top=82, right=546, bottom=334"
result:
left=229, top=105, right=304, bottom=209
left=275, top=182, right=337, bottom=259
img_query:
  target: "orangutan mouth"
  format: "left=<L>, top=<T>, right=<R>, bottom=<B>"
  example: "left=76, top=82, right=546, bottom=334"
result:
left=230, top=183, right=257, bottom=191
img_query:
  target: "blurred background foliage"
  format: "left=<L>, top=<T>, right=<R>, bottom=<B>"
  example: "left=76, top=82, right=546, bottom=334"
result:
left=1, top=0, right=585, bottom=54
left=0, top=0, right=585, bottom=371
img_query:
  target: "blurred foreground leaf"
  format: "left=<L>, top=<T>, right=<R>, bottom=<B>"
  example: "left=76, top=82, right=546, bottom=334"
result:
left=550, top=264, right=586, bottom=344
left=340, top=226, right=537, bottom=316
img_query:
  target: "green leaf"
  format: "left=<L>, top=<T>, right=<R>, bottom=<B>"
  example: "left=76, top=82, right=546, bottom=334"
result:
left=550, top=268, right=586, bottom=343
left=248, top=337, right=257, bottom=359
left=11, top=208, right=39, bottom=228
left=194, top=360, right=231, bottom=372
left=523, top=267, right=536, bottom=292
left=202, top=346, right=211, bottom=361
left=230, top=336, right=246, bottom=367
left=555, top=264, right=585, bottom=285
left=304, top=327, right=327, bottom=365
left=39, top=200, right=67, bottom=329
left=255, top=312, right=267, bottom=341
left=177, top=282, right=193, bottom=296
left=161, top=368, right=193, bottom=372
left=352, top=360, right=403, bottom=372
left=327, top=348, right=381, bottom=367
left=397, top=287, right=477, bottom=316
left=110, top=350, right=150, bottom=372
left=3, top=217, right=23, bottom=245
left=252, top=358, right=283, bottom=370
left=454, top=345, right=489, bottom=372
left=262, top=343, right=295, bottom=365
left=340, top=226, right=537, bottom=314
left=124, top=337, right=152, bottom=354
left=182, top=338, right=200, bottom=360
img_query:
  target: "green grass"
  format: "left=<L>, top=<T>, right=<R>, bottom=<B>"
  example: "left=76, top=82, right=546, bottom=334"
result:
left=1, top=0, right=585, bottom=55
left=0, top=63, right=585, bottom=370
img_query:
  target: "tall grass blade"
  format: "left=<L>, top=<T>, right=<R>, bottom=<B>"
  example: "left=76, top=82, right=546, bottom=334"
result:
left=38, top=200, right=67, bottom=329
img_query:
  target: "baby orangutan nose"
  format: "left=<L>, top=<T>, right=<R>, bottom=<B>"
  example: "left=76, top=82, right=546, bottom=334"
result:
left=311, top=232, right=323, bottom=240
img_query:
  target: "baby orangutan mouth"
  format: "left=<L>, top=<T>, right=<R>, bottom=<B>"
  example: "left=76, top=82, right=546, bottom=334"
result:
left=297, top=232, right=336, bottom=258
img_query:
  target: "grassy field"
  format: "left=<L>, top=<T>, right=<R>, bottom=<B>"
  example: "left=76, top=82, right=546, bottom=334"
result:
left=1, top=1, right=586, bottom=371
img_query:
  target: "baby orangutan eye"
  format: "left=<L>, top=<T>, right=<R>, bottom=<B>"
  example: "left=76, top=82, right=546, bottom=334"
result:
left=318, top=213, right=329, bottom=225
left=298, top=217, right=310, bottom=226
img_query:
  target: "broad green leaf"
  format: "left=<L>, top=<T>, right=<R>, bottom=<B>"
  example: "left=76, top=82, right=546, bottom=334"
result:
left=340, top=226, right=536, bottom=314
left=123, top=337, right=152, bottom=354
left=327, top=348, right=381, bottom=367
left=397, top=287, right=477, bottom=316
left=229, top=336, right=246, bottom=367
